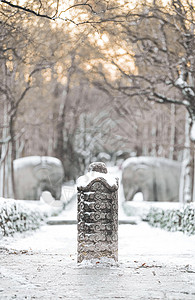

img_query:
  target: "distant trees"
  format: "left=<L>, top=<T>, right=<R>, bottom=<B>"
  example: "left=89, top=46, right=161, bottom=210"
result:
left=0, top=0, right=193, bottom=202
left=117, top=0, right=195, bottom=203
left=0, top=6, right=58, bottom=197
left=0, top=8, right=33, bottom=197
left=84, top=0, right=194, bottom=202
left=0, top=2, right=125, bottom=192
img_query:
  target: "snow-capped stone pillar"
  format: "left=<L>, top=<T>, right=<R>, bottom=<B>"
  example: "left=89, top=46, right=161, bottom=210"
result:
left=77, top=162, right=119, bottom=263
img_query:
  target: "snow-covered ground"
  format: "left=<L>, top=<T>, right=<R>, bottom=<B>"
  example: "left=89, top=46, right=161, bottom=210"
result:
left=0, top=166, right=195, bottom=299
left=1, top=222, right=195, bottom=267
left=0, top=222, right=195, bottom=299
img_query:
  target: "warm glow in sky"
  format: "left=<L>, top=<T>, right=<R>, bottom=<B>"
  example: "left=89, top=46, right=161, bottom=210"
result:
left=13, top=0, right=194, bottom=84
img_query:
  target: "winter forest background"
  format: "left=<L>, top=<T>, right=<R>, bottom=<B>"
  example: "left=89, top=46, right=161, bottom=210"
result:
left=0, top=0, right=195, bottom=204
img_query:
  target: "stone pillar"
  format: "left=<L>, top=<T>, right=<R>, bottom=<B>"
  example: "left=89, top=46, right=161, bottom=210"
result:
left=77, top=162, right=118, bottom=263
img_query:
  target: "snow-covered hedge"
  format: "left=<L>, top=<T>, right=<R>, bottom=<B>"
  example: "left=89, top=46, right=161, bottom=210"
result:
left=123, top=200, right=180, bottom=221
left=0, top=198, right=62, bottom=237
left=147, top=205, right=195, bottom=235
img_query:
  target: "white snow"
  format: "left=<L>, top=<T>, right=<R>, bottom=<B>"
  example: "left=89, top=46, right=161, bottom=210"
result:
left=78, top=257, right=117, bottom=268
left=1, top=165, right=195, bottom=298
left=1, top=222, right=195, bottom=267
left=0, top=197, right=63, bottom=221
left=1, top=221, right=195, bottom=298
left=123, top=200, right=184, bottom=218
left=175, top=77, right=195, bottom=97
left=122, top=156, right=180, bottom=169
left=14, top=156, right=62, bottom=169
left=77, top=170, right=118, bottom=188
left=182, top=100, right=190, bottom=106
left=40, top=191, right=63, bottom=208
left=132, top=192, right=144, bottom=202
left=175, top=77, right=187, bottom=88
left=190, top=122, right=195, bottom=142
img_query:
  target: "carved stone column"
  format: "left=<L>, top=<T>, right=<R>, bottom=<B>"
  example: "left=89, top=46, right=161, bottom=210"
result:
left=77, top=162, right=118, bottom=263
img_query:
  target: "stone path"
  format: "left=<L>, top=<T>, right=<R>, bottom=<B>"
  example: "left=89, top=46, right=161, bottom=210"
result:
left=0, top=222, right=195, bottom=300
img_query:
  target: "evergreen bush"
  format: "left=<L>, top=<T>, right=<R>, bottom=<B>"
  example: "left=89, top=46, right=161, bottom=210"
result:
left=147, top=205, right=195, bottom=235
left=0, top=198, right=60, bottom=237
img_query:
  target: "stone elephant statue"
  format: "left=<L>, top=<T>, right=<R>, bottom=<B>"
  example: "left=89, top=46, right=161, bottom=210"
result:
left=14, top=156, right=64, bottom=200
left=122, top=157, right=181, bottom=202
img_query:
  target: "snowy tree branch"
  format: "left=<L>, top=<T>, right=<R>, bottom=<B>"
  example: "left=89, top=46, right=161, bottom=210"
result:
left=0, top=135, right=11, bottom=144
left=152, top=92, right=186, bottom=106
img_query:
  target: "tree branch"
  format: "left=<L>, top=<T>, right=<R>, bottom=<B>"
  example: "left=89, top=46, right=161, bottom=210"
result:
left=152, top=92, right=187, bottom=106
left=0, top=0, right=56, bottom=20
left=0, top=135, right=11, bottom=144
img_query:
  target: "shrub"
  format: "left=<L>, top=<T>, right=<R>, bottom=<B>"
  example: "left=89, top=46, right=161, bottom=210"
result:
left=147, top=205, right=195, bottom=235
left=0, top=198, right=61, bottom=237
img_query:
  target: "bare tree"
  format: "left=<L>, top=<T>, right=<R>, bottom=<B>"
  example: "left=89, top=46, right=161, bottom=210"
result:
left=0, top=7, right=54, bottom=197
left=87, top=0, right=194, bottom=202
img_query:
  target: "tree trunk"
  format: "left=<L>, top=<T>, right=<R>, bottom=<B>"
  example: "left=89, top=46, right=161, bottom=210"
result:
left=169, top=104, right=176, bottom=160
left=9, top=116, right=16, bottom=198
left=179, top=111, right=192, bottom=204
left=55, top=88, right=68, bottom=159
left=0, top=60, right=15, bottom=199
left=188, top=52, right=195, bottom=202
left=0, top=141, right=9, bottom=197
left=0, top=100, right=14, bottom=198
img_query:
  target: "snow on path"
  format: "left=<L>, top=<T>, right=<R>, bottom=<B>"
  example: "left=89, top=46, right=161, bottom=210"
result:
left=0, top=166, right=195, bottom=299
left=1, top=222, right=195, bottom=299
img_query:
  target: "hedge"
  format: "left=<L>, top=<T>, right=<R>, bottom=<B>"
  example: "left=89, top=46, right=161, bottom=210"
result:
left=0, top=198, right=62, bottom=237
left=147, top=204, right=195, bottom=235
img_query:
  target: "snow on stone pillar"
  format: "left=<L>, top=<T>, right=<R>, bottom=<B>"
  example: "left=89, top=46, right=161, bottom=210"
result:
left=77, top=162, right=119, bottom=264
